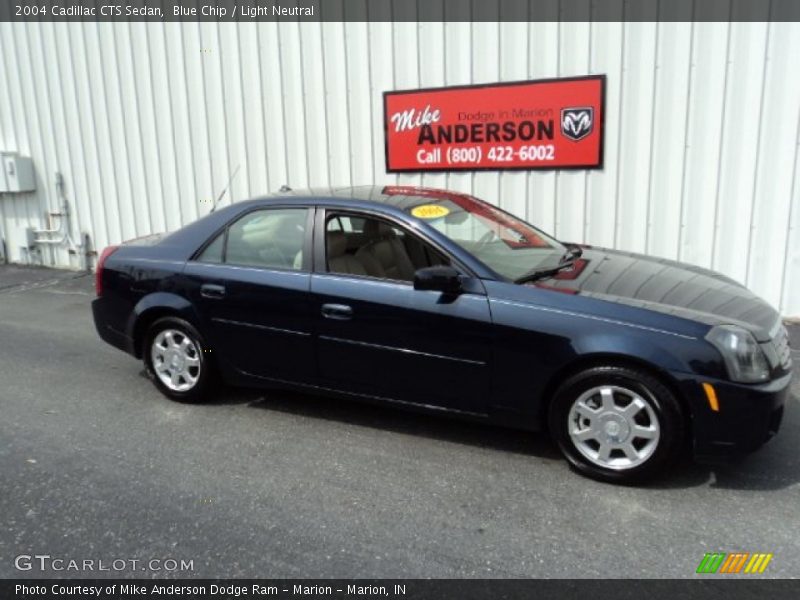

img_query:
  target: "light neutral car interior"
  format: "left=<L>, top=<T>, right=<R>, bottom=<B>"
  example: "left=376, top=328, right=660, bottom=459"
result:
left=326, top=215, right=448, bottom=281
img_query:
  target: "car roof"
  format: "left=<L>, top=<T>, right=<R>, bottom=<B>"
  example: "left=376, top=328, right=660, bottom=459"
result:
left=241, top=185, right=476, bottom=213
left=162, top=184, right=503, bottom=281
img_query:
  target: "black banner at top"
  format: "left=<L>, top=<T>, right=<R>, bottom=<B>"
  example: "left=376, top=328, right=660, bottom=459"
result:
left=2, top=0, right=799, bottom=23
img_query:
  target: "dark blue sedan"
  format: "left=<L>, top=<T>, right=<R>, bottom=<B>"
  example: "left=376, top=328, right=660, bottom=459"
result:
left=92, top=185, right=791, bottom=482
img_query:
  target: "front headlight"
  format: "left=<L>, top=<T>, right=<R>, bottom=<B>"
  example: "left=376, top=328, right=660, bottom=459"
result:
left=706, top=325, right=770, bottom=383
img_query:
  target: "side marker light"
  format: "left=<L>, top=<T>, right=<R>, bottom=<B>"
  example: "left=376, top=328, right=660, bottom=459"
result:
left=702, top=383, right=720, bottom=412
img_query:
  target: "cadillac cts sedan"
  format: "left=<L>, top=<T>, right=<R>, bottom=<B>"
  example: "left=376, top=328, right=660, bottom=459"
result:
left=92, top=185, right=792, bottom=482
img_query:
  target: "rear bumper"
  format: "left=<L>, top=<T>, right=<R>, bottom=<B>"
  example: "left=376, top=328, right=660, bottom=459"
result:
left=92, top=297, right=135, bottom=355
left=678, top=371, right=791, bottom=460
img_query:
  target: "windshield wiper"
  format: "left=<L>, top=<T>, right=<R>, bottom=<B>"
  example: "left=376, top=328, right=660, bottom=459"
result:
left=514, top=244, right=583, bottom=284
left=514, top=260, right=576, bottom=284
left=562, top=243, right=583, bottom=261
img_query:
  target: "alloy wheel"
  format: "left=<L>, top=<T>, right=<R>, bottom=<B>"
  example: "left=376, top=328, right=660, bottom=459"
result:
left=567, top=384, right=660, bottom=471
left=150, top=328, right=202, bottom=392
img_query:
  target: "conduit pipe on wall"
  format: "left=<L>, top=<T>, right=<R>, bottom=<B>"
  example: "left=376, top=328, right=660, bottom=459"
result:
left=31, top=172, right=85, bottom=269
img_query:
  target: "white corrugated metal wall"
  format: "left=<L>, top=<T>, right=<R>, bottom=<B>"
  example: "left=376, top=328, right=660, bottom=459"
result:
left=0, top=19, right=799, bottom=314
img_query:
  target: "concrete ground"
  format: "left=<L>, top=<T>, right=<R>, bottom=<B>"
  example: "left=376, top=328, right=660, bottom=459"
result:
left=0, top=265, right=798, bottom=578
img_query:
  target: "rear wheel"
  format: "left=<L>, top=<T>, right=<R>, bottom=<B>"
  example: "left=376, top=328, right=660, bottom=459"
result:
left=548, top=365, right=685, bottom=483
left=145, top=317, right=214, bottom=403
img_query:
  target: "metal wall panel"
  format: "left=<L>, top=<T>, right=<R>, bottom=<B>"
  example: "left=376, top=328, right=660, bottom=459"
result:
left=0, top=20, right=798, bottom=316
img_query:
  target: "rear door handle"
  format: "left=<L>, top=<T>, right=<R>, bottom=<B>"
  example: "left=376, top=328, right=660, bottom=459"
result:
left=321, top=303, right=353, bottom=320
left=200, top=284, right=226, bottom=299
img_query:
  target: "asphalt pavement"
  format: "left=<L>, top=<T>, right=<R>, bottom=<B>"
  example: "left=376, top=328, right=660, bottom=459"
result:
left=1, top=265, right=799, bottom=578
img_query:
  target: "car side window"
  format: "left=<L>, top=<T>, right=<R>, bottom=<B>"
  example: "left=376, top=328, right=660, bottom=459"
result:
left=197, top=232, right=224, bottom=264
left=325, top=214, right=449, bottom=282
left=198, top=208, right=308, bottom=271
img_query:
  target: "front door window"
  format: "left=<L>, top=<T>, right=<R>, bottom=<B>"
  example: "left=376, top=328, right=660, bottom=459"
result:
left=324, top=214, right=448, bottom=282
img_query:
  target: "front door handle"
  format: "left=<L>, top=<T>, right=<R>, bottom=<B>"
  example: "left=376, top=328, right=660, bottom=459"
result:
left=321, top=303, right=353, bottom=320
left=200, top=283, right=226, bottom=299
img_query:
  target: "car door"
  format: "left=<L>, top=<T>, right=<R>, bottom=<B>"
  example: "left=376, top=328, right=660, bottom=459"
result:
left=183, top=206, right=316, bottom=383
left=311, top=209, right=493, bottom=415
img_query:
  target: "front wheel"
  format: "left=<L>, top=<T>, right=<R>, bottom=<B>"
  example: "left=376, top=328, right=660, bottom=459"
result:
left=548, top=366, right=685, bottom=483
left=144, top=317, right=214, bottom=403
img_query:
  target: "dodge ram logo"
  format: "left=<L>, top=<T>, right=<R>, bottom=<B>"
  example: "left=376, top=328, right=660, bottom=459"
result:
left=561, top=107, right=594, bottom=141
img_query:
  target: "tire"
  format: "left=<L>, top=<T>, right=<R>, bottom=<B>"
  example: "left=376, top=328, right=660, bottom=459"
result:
left=548, top=365, right=685, bottom=484
left=144, top=316, right=215, bottom=403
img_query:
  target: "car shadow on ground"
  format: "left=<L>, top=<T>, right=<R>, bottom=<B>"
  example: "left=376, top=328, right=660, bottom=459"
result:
left=195, top=379, right=800, bottom=492
left=646, top=458, right=797, bottom=491
left=207, top=382, right=563, bottom=460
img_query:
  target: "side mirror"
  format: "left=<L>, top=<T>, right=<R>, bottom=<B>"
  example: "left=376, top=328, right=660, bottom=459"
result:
left=413, top=265, right=462, bottom=295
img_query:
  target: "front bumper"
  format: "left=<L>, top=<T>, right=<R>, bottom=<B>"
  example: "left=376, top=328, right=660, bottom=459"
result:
left=677, top=371, right=791, bottom=460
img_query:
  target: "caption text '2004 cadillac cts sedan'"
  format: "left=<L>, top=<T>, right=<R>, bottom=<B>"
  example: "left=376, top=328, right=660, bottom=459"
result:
left=92, top=186, right=792, bottom=483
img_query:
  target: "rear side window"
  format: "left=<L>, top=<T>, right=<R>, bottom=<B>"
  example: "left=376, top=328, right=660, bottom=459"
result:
left=197, top=208, right=308, bottom=271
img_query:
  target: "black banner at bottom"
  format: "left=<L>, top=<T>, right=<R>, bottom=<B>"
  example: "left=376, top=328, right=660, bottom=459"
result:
left=3, top=579, right=799, bottom=600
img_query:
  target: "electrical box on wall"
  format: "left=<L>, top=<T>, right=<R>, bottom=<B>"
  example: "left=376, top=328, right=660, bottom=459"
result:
left=23, top=226, right=37, bottom=249
left=0, top=153, right=36, bottom=193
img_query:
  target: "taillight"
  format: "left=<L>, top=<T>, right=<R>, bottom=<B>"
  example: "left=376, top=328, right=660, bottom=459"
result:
left=95, top=245, right=119, bottom=296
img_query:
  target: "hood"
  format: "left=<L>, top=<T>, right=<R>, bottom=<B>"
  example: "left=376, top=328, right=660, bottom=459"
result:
left=534, top=246, right=780, bottom=341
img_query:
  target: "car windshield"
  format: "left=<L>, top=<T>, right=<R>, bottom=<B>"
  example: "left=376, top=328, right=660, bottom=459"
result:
left=404, top=192, right=565, bottom=281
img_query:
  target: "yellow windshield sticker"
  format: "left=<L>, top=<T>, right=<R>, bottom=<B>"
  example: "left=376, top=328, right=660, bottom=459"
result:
left=411, top=204, right=450, bottom=219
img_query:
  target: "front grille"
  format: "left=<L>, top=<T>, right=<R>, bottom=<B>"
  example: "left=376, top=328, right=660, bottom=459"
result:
left=773, top=325, right=792, bottom=371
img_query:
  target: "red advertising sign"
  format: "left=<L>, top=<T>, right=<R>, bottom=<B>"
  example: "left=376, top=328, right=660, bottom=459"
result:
left=383, top=75, right=605, bottom=172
